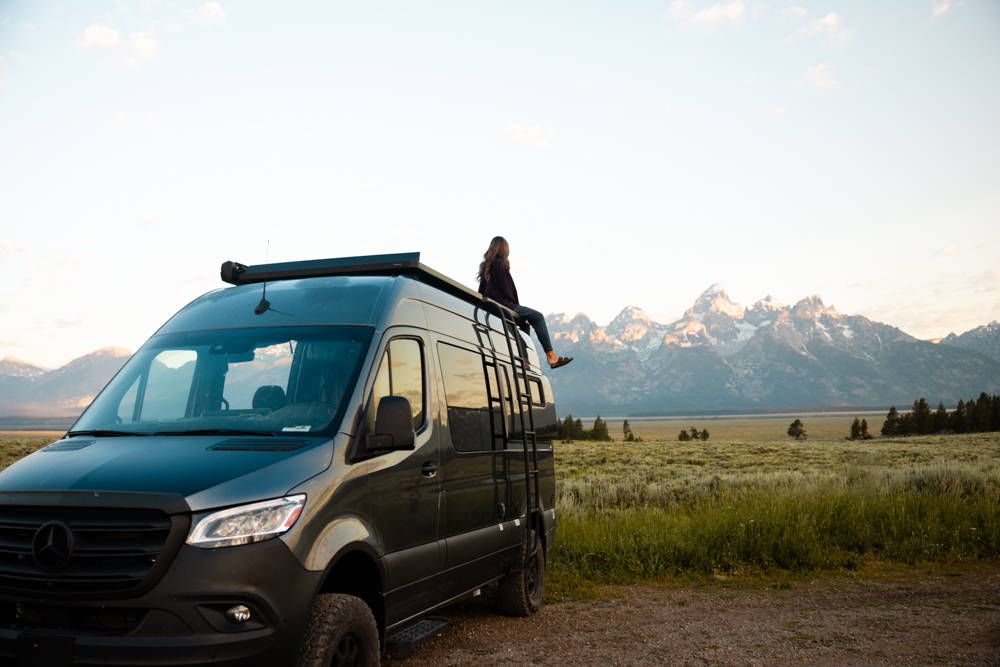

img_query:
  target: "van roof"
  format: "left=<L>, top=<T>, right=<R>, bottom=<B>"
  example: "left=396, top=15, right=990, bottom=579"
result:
left=220, top=252, right=513, bottom=318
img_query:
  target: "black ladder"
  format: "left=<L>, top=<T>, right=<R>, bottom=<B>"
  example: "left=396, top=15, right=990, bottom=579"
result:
left=473, top=303, right=542, bottom=566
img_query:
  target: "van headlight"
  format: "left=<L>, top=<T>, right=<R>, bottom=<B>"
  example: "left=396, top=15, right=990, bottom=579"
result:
left=187, top=495, right=306, bottom=548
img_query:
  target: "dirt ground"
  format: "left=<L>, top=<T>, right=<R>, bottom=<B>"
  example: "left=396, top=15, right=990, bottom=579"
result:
left=385, top=564, right=1000, bottom=666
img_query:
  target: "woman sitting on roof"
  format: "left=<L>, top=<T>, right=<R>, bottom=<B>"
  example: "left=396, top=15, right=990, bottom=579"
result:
left=477, top=236, right=573, bottom=370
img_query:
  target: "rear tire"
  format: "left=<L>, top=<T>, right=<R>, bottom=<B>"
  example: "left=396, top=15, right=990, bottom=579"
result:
left=497, top=530, right=545, bottom=617
left=297, top=593, right=380, bottom=667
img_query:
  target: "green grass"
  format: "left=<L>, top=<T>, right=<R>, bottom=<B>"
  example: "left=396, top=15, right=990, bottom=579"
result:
left=547, top=433, right=1000, bottom=597
left=4, top=432, right=1000, bottom=601
left=0, top=435, right=51, bottom=470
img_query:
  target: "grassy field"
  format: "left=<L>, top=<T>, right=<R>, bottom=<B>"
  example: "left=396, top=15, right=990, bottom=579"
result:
left=549, top=432, right=1000, bottom=597
left=3, top=429, right=999, bottom=601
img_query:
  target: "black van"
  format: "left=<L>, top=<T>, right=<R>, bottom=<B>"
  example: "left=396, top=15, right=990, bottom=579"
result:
left=0, top=253, right=558, bottom=666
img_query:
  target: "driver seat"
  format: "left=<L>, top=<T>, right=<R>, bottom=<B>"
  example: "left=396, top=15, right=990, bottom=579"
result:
left=252, top=385, right=287, bottom=412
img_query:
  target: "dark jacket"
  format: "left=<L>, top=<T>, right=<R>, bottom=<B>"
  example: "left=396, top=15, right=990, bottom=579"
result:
left=478, top=261, right=519, bottom=309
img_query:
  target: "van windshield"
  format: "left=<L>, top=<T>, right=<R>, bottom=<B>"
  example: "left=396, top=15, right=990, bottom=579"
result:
left=72, top=326, right=373, bottom=437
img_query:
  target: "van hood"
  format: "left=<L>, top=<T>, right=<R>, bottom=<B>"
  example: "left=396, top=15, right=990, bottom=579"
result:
left=0, top=435, right=336, bottom=512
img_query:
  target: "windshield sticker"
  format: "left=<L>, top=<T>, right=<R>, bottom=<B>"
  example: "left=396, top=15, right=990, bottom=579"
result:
left=282, top=425, right=312, bottom=432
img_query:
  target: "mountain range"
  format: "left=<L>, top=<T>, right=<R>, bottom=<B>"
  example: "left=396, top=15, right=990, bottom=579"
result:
left=0, top=347, right=131, bottom=417
left=1, top=287, right=999, bottom=419
left=544, top=286, right=1000, bottom=415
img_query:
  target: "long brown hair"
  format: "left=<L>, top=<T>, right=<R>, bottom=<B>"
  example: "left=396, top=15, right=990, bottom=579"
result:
left=477, top=236, right=510, bottom=284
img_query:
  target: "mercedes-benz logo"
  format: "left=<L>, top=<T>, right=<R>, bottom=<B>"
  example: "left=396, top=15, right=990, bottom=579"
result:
left=31, top=521, right=75, bottom=572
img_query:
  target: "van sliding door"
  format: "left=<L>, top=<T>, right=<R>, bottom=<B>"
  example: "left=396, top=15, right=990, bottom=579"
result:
left=437, top=343, right=522, bottom=595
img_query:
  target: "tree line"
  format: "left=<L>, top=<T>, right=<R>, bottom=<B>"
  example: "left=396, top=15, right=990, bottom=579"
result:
left=880, top=392, right=1000, bottom=437
left=678, top=427, right=710, bottom=441
left=557, top=415, right=613, bottom=441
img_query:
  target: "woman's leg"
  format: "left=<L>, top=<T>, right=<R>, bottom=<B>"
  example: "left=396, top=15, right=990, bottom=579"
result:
left=514, top=305, right=554, bottom=354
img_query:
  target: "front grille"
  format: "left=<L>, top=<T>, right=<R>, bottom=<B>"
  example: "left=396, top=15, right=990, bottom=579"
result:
left=1, top=601, right=147, bottom=634
left=0, top=506, right=185, bottom=598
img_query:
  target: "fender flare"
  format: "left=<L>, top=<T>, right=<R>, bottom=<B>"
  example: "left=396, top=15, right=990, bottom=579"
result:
left=304, top=515, right=386, bottom=591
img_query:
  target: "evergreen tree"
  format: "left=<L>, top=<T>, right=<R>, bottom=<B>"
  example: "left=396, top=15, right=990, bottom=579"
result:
left=965, top=397, right=977, bottom=432
left=700, top=429, right=710, bottom=441
left=678, top=429, right=691, bottom=441
left=559, top=415, right=573, bottom=440
left=949, top=400, right=966, bottom=433
left=881, top=406, right=900, bottom=436
left=973, top=392, right=993, bottom=432
left=860, top=418, right=872, bottom=439
left=897, top=412, right=915, bottom=436
left=623, top=420, right=635, bottom=442
left=590, top=416, right=611, bottom=442
left=992, top=394, right=1000, bottom=432
left=850, top=417, right=861, bottom=440
left=787, top=419, right=807, bottom=440
left=913, top=398, right=932, bottom=434
left=689, top=426, right=700, bottom=440
left=574, top=418, right=585, bottom=440
left=933, top=403, right=949, bottom=433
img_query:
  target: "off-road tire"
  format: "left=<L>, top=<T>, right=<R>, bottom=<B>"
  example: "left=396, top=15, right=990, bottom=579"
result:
left=297, top=593, right=380, bottom=667
left=497, top=530, right=545, bottom=617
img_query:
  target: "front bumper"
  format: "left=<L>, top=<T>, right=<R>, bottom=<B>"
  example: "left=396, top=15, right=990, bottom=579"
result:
left=0, top=538, right=323, bottom=666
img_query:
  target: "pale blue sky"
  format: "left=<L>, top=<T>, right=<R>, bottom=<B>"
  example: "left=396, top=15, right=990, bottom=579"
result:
left=1, top=0, right=998, bottom=368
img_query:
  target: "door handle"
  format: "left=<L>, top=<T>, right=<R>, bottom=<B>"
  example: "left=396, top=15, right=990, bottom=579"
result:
left=421, top=461, right=438, bottom=478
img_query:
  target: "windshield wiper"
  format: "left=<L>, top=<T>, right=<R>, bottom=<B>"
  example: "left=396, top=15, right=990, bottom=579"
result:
left=67, top=430, right=151, bottom=437
left=153, top=429, right=278, bottom=437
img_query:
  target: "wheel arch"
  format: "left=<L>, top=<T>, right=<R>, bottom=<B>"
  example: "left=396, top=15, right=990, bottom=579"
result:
left=315, top=543, right=387, bottom=641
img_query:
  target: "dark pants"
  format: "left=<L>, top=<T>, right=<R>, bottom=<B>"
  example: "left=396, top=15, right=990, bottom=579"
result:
left=515, top=305, right=553, bottom=354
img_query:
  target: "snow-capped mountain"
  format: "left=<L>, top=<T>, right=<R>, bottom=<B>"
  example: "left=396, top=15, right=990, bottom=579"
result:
left=940, top=321, right=1000, bottom=364
left=0, top=347, right=130, bottom=416
left=2, top=294, right=998, bottom=420
left=0, top=357, right=48, bottom=380
left=545, top=284, right=1000, bottom=415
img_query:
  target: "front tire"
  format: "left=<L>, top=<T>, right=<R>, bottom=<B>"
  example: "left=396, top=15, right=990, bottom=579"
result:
left=297, top=593, right=380, bottom=667
left=497, top=530, right=545, bottom=617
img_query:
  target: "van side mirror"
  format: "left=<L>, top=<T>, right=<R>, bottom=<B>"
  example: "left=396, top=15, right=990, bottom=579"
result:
left=367, top=396, right=415, bottom=451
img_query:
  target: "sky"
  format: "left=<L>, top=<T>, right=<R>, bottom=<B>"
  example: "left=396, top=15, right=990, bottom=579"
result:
left=1, top=0, right=998, bottom=369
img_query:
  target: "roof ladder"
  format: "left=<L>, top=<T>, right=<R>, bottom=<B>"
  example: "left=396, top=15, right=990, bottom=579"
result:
left=474, top=305, right=541, bottom=568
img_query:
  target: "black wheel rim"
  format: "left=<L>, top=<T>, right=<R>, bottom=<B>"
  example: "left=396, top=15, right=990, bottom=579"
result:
left=527, top=550, right=541, bottom=601
left=332, top=633, right=361, bottom=666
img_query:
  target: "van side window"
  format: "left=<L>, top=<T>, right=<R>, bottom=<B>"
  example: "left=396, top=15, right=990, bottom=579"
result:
left=390, top=339, right=424, bottom=428
left=526, top=377, right=544, bottom=406
left=369, top=338, right=425, bottom=431
left=438, top=343, right=496, bottom=452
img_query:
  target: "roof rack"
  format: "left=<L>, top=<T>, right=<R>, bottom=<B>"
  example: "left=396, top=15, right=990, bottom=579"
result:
left=220, top=252, right=516, bottom=318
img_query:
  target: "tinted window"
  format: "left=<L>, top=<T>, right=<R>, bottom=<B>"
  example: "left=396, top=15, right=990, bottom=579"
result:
left=390, top=339, right=424, bottom=428
left=73, top=326, right=373, bottom=436
left=222, top=342, right=294, bottom=410
left=141, top=350, right=197, bottom=420
left=367, top=338, right=425, bottom=432
left=526, top=377, right=544, bottom=407
left=438, top=343, right=500, bottom=452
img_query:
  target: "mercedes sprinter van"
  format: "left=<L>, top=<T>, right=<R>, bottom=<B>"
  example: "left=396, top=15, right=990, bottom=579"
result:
left=0, top=253, right=558, bottom=667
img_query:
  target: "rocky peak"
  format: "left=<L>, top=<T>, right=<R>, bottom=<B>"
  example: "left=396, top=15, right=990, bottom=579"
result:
left=0, top=357, right=49, bottom=379
left=792, top=295, right=840, bottom=320
left=548, top=312, right=599, bottom=344
left=745, top=295, right=787, bottom=326
left=750, top=295, right=785, bottom=312
left=940, top=320, right=1000, bottom=364
left=606, top=305, right=658, bottom=343
left=610, top=305, right=652, bottom=326
left=688, top=283, right=746, bottom=320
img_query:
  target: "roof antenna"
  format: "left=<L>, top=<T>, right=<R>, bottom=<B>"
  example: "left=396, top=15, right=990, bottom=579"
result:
left=254, top=240, right=271, bottom=315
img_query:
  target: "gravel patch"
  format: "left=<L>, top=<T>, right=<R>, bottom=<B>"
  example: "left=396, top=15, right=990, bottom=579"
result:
left=386, top=565, right=1000, bottom=666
